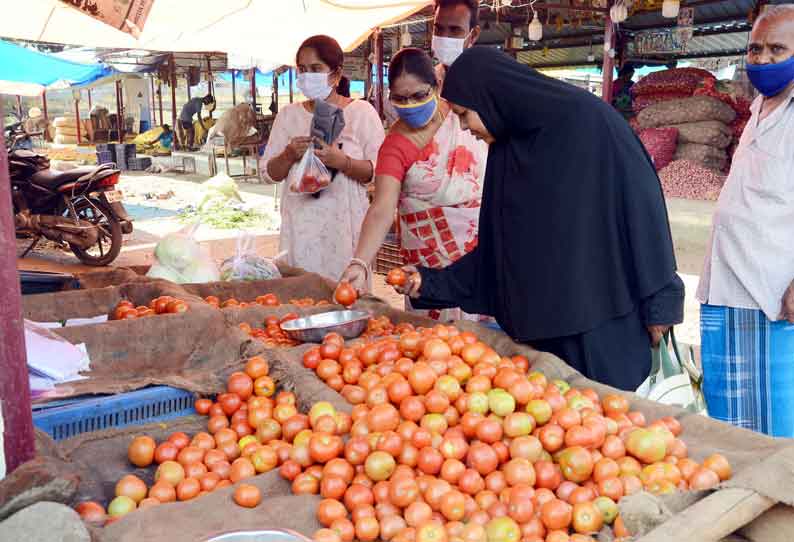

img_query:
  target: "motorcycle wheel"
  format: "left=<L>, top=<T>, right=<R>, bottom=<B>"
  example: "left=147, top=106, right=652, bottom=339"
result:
left=68, top=197, right=122, bottom=266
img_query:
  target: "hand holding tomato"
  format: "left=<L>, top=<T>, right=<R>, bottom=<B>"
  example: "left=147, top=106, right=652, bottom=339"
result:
left=391, top=266, right=422, bottom=299
left=340, top=264, right=369, bottom=296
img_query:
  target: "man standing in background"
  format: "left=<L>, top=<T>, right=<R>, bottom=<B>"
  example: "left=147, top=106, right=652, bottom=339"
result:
left=697, top=5, right=794, bottom=437
left=179, top=94, right=214, bottom=150
left=431, top=0, right=481, bottom=88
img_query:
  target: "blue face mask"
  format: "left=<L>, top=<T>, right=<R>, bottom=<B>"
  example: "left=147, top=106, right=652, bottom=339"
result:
left=746, top=56, right=794, bottom=97
left=392, top=95, right=438, bottom=128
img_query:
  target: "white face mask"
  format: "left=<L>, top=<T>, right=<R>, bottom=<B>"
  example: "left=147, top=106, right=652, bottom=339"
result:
left=297, top=72, right=333, bottom=101
left=432, top=35, right=466, bottom=67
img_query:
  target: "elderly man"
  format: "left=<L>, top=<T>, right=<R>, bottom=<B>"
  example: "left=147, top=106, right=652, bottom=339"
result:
left=697, top=5, right=794, bottom=437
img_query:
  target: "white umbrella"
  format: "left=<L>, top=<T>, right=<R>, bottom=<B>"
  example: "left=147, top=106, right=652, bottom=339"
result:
left=0, top=0, right=429, bottom=66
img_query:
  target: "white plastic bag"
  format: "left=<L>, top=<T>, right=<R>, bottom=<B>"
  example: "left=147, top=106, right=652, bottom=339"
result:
left=636, top=330, right=708, bottom=415
left=146, top=222, right=220, bottom=284
left=289, top=146, right=331, bottom=195
left=220, top=232, right=281, bottom=282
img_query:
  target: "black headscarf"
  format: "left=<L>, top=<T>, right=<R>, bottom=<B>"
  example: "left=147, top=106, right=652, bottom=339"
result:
left=419, top=47, right=677, bottom=341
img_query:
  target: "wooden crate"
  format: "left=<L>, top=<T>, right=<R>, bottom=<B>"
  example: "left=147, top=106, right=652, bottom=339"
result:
left=374, top=234, right=403, bottom=275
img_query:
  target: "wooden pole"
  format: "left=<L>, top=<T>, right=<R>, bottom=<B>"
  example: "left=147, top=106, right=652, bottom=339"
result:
left=364, top=38, right=372, bottom=102
left=0, top=102, right=36, bottom=475
left=232, top=70, right=237, bottom=106
left=601, top=5, right=616, bottom=104
left=206, top=56, right=213, bottom=96
left=376, top=29, right=385, bottom=119
left=87, top=89, right=93, bottom=110
left=170, top=54, right=177, bottom=148
left=186, top=74, right=192, bottom=101
left=115, top=80, right=124, bottom=142
left=41, top=92, right=48, bottom=127
left=158, top=81, right=164, bottom=126
left=16, top=95, right=22, bottom=118
left=74, top=94, right=82, bottom=145
left=150, top=76, right=157, bottom=123
left=289, top=68, right=294, bottom=104
left=272, top=71, right=279, bottom=114
left=250, top=68, right=257, bottom=111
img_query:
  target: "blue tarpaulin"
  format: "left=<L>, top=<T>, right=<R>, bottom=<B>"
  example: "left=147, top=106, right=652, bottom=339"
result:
left=0, top=39, right=111, bottom=96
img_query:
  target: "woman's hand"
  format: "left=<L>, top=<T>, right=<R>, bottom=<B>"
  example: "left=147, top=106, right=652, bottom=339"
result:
left=647, top=325, right=670, bottom=347
left=314, top=139, right=347, bottom=171
left=393, top=266, right=422, bottom=298
left=285, top=136, right=313, bottom=162
left=339, top=263, right=369, bottom=296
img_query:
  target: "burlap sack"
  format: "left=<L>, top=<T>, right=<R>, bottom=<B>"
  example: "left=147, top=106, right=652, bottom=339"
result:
left=9, top=286, right=794, bottom=541
left=638, top=96, right=737, bottom=129
left=666, top=121, right=732, bottom=149
left=213, top=103, right=258, bottom=146
left=674, top=143, right=728, bottom=171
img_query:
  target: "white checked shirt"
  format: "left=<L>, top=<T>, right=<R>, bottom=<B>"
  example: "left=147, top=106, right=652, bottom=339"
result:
left=697, top=86, right=794, bottom=320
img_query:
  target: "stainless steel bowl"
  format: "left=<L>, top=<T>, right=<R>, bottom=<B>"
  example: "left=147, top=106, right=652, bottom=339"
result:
left=204, top=529, right=313, bottom=542
left=280, top=310, right=370, bottom=343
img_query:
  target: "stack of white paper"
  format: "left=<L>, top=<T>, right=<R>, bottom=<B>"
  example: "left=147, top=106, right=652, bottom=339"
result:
left=24, top=320, right=90, bottom=392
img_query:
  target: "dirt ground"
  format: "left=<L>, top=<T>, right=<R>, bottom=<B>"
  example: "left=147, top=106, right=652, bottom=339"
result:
left=16, top=169, right=713, bottom=354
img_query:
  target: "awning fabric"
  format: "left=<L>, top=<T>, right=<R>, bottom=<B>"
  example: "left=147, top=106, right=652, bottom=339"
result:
left=0, top=0, right=430, bottom=68
left=0, top=39, right=111, bottom=96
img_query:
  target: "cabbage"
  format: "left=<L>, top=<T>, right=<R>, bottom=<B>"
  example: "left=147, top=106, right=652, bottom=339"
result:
left=153, top=232, right=202, bottom=271
left=182, top=259, right=221, bottom=284
left=145, top=262, right=186, bottom=283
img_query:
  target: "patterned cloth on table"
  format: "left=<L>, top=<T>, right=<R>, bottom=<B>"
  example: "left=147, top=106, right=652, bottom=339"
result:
left=701, top=303, right=794, bottom=437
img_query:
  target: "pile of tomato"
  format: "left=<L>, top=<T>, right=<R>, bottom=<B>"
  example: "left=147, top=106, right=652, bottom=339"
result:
left=74, top=355, right=283, bottom=524
left=111, top=296, right=188, bottom=320
left=73, top=320, right=732, bottom=542
left=298, top=324, right=732, bottom=542
left=205, top=294, right=332, bottom=309
left=240, top=315, right=302, bottom=348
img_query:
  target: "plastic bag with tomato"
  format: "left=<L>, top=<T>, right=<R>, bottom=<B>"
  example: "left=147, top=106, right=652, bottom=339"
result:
left=289, top=146, right=332, bottom=195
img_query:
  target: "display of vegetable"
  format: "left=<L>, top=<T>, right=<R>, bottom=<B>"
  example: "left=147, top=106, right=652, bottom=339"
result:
left=79, top=318, right=732, bottom=542
left=111, top=297, right=188, bottom=320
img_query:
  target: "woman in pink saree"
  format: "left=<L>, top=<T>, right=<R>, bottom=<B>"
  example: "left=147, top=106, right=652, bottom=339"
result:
left=340, top=48, right=488, bottom=322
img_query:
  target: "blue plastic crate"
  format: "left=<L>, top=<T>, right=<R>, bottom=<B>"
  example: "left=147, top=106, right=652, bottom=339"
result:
left=32, top=386, right=196, bottom=441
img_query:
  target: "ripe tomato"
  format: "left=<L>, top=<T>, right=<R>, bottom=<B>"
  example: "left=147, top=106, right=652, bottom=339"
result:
left=334, top=282, right=358, bottom=307
left=233, top=484, right=262, bottom=508
left=540, top=499, right=572, bottom=531
left=115, top=474, right=147, bottom=503
left=75, top=501, right=106, bottom=525
left=127, top=435, right=156, bottom=468
left=702, top=453, right=732, bottom=481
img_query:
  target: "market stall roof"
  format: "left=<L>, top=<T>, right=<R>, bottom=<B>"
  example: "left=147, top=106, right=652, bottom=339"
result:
left=0, top=0, right=430, bottom=68
left=0, top=39, right=112, bottom=96
left=463, top=0, right=790, bottom=68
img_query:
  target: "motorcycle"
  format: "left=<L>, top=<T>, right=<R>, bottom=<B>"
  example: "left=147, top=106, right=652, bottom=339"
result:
left=9, top=149, right=133, bottom=266
left=4, top=120, right=33, bottom=151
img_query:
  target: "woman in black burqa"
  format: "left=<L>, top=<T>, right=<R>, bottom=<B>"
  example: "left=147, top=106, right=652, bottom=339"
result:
left=398, top=47, right=684, bottom=391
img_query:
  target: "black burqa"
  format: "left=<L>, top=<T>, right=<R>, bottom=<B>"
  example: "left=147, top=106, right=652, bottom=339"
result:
left=415, top=48, right=680, bottom=390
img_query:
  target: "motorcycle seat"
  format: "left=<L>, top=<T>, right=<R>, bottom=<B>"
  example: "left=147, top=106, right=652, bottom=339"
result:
left=30, top=167, right=99, bottom=189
